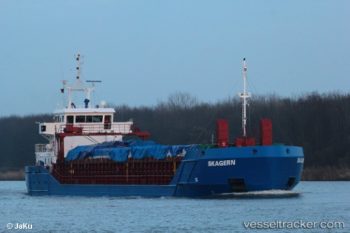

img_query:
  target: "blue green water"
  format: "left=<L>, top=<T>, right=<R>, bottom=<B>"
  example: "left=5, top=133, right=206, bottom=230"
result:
left=0, top=181, right=349, bottom=233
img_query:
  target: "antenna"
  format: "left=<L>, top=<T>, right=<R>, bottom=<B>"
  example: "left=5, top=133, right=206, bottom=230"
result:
left=74, top=53, right=85, bottom=88
left=86, top=80, right=102, bottom=86
left=76, top=54, right=81, bottom=80
left=60, top=80, right=67, bottom=93
left=60, top=54, right=103, bottom=109
left=239, top=58, right=251, bottom=137
left=59, top=80, right=67, bottom=109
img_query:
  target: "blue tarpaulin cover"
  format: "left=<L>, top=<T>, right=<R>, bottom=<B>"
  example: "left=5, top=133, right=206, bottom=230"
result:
left=65, top=140, right=197, bottom=162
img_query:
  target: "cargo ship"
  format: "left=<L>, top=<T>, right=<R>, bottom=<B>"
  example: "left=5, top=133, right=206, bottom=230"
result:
left=25, top=55, right=304, bottom=197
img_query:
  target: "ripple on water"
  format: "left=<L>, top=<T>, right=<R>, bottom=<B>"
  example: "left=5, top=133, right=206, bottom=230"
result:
left=0, top=181, right=349, bottom=233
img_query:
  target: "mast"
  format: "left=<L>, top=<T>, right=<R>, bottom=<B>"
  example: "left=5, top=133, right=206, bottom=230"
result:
left=61, top=53, right=101, bottom=109
left=239, top=58, right=251, bottom=137
left=67, top=54, right=84, bottom=108
left=68, top=54, right=83, bottom=108
left=76, top=54, right=82, bottom=80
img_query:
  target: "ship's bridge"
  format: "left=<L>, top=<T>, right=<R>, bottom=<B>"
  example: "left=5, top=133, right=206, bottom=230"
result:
left=39, top=107, right=133, bottom=135
left=35, top=53, right=136, bottom=166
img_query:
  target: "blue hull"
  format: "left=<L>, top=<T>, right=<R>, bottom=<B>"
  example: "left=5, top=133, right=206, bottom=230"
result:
left=25, top=145, right=304, bottom=197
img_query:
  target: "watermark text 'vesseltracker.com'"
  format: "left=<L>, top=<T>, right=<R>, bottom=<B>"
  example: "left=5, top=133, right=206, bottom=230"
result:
left=243, top=220, right=345, bottom=230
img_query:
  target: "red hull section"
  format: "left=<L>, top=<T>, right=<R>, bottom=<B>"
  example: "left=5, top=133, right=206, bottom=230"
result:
left=260, top=118, right=273, bottom=145
left=216, top=119, right=229, bottom=147
left=52, top=157, right=183, bottom=185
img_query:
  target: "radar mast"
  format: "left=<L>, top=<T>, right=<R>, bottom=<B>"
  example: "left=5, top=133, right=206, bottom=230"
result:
left=60, top=54, right=101, bottom=109
left=239, top=58, right=251, bottom=137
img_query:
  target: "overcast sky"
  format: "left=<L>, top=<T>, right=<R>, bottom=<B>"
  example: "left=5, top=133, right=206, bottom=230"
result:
left=0, top=0, right=349, bottom=116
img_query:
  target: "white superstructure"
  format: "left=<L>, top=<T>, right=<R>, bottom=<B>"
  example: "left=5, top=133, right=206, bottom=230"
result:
left=35, top=54, right=134, bottom=166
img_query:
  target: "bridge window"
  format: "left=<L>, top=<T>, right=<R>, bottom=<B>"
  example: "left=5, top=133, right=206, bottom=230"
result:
left=92, top=115, right=103, bottom=122
left=67, top=115, right=74, bottom=124
left=76, top=115, right=85, bottom=123
left=86, top=116, right=93, bottom=123
left=74, top=115, right=103, bottom=123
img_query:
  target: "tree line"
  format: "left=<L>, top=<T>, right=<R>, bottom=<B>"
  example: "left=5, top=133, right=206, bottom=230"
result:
left=1, top=92, right=349, bottom=180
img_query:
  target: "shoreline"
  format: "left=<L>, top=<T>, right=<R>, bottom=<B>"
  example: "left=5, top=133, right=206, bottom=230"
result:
left=0, top=169, right=25, bottom=181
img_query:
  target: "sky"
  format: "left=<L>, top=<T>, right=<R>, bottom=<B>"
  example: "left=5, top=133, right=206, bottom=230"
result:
left=0, top=0, right=349, bottom=116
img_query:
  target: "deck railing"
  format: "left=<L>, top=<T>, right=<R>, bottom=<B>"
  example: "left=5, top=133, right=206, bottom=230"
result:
left=56, top=123, right=133, bottom=134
